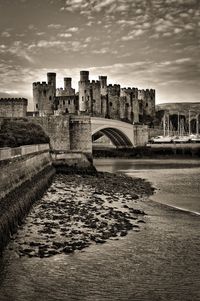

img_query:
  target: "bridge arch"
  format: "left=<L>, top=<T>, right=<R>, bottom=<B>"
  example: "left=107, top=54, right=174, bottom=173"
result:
left=91, top=117, right=134, bottom=148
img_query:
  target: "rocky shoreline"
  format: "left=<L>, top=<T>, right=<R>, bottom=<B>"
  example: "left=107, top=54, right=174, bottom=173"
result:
left=8, top=172, right=154, bottom=258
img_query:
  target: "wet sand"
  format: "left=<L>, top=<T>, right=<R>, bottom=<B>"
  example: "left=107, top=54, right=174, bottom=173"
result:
left=7, top=172, right=154, bottom=258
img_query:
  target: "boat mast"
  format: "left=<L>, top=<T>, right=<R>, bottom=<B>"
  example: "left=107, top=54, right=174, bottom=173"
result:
left=163, top=112, right=166, bottom=137
left=196, top=113, right=199, bottom=135
left=189, top=110, right=191, bottom=136
left=177, top=112, right=180, bottom=136
left=167, top=113, right=170, bottom=136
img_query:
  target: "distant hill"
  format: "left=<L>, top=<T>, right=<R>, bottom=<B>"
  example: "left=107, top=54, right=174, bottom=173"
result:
left=156, top=102, right=200, bottom=116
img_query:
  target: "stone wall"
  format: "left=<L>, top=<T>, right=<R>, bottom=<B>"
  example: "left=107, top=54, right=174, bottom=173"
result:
left=69, top=116, right=92, bottom=154
left=133, top=125, right=149, bottom=146
left=29, top=115, right=92, bottom=155
left=54, top=96, right=77, bottom=114
left=0, top=144, right=49, bottom=161
left=0, top=145, right=55, bottom=251
left=30, top=115, right=70, bottom=151
left=0, top=98, right=27, bottom=118
left=107, top=85, right=120, bottom=119
left=91, top=81, right=101, bottom=116
left=0, top=146, right=52, bottom=201
left=33, top=82, right=55, bottom=115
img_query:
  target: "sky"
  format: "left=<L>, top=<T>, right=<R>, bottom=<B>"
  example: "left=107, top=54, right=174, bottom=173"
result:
left=0, top=0, right=199, bottom=110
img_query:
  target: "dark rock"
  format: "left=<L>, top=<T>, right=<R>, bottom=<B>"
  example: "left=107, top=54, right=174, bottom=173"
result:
left=120, top=230, right=127, bottom=237
left=137, top=220, right=146, bottom=223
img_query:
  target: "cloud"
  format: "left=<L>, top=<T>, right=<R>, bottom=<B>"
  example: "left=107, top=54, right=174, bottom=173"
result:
left=1, top=31, right=11, bottom=38
left=92, top=47, right=118, bottom=54
left=175, top=57, right=192, bottom=63
left=37, top=40, right=66, bottom=48
left=48, top=24, right=63, bottom=29
left=67, top=27, right=79, bottom=32
left=58, top=33, right=72, bottom=38
left=122, top=29, right=145, bottom=40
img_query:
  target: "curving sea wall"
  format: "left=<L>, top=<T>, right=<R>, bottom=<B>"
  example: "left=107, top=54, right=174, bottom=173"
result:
left=0, top=145, right=55, bottom=252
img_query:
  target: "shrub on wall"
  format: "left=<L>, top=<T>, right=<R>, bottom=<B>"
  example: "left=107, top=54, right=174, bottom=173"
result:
left=0, top=118, right=50, bottom=147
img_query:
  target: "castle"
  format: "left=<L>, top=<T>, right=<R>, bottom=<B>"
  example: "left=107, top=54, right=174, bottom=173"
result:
left=32, top=71, right=155, bottom=124
left=0, top=71, right=155, bottom=123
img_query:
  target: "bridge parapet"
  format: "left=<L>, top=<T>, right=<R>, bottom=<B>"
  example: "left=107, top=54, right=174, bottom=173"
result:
left=91, top=117, right=148, bottom=147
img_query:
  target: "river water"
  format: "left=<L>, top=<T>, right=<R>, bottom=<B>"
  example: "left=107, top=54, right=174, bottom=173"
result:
left=94, top=158, right=200, bottom=215
left=0, top=158, right=199, bottom=301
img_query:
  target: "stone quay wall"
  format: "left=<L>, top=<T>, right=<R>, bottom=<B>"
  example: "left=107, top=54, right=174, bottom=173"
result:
left=0, top=144, right=52, bottom=201
left=0, top=144, right=55, bottom=251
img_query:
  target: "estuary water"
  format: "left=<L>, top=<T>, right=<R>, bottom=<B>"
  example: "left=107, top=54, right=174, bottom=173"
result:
left=94, top=158, right=200, bottom=214
left=0, top=158, right=199, bottom=301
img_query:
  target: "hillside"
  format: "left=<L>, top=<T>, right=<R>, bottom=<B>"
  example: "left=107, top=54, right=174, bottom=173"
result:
left=156, top=102, right=200, bottom=115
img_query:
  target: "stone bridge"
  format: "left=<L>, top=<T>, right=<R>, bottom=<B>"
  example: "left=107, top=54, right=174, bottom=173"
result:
left=91, top=117, right=148, bottom=148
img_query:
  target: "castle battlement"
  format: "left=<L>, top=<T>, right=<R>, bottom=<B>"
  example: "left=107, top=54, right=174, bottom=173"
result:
left=91, top=80, right=100, bottom=86
left=0, top=98, right=28, bottom=104
left=121, top=87, right=138, bottom=92
left=33, top=82, right=49, bottom=87
left=108, top=84, right=120, bottom=87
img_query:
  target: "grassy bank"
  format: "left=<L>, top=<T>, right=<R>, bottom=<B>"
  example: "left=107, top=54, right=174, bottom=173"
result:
left=0, top=118, right=49, bottom=148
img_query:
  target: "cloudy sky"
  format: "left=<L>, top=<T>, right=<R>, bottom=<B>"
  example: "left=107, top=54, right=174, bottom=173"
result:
left=0, top=0, right=199, bottom=109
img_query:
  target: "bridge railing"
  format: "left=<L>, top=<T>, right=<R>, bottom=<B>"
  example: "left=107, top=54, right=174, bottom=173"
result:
left=0, top=144, right=49, bottom=161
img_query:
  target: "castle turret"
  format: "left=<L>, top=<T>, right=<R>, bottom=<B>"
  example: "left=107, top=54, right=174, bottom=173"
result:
left=78, top=70, right=91, bottom=113
left=138, top=89, right=156, bottom=118
left=33, top=79, right=55, bottom=116
left=99, top=76, right=107, bottom=96
left=47, top=72, right=56, bottom=90
left=64, top=77, right=72, bottom=90
left=80, top=70, right=89, bottom=82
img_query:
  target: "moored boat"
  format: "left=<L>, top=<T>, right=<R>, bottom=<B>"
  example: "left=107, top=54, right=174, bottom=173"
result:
left=172, top=135, right=191, bottom=143
left=151, top=135, right=173, bottom=143
left=190, top=134, right=200, bottom=143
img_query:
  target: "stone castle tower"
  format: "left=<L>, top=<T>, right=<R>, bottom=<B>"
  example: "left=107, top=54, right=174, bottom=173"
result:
left=33, top=72, right=56, bottom=115
left=78, top=71, right=91, bottom=113
left=33, top=73, right=77, bottom=116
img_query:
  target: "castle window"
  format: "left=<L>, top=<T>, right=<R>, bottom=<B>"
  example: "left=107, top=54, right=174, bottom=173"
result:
left=146, top=103, right=148, bottom=107
left=68, top=100, right=70, bottom=105
left=84, top=90, right=86, bottom=93
left=63, top=100, right=65, bottom=105
left=49, top=96, right=52, bottom=100
left=93, top=99, right=96, bottom=103
left=43, top=90, right=46, bottom=96
left=109, top=102, right=112, bottom=107
left=126, top=103, right=129, bottom=107
left=82, top=96, right=84, bottom=101
left=36, top=104, right=38, bottom=109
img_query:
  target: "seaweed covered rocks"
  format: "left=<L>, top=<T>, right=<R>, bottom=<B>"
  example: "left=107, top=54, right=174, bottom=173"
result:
left=9, top=173, right=154, bottom=258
